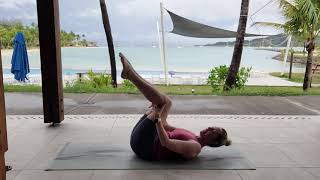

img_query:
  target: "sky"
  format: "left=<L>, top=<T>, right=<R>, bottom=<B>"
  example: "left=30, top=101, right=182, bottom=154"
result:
left=0, top=0, right=285, bottom=46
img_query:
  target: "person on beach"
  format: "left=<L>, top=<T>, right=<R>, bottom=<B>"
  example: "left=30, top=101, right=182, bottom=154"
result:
left=119, top=53, right=231, bottom=161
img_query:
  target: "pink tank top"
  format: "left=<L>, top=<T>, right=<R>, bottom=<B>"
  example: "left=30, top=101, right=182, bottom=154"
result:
left=153, top=128, right=199, bottom=160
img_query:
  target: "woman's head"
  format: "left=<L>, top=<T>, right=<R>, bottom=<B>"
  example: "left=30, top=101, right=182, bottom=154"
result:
left=199, top=127, right=231, bottom=147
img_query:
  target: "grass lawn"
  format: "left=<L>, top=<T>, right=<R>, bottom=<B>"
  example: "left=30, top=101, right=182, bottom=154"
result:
left=4, top=84, right=320, bottom=96
left=270, top=72, right=320, bottom=84
left=4, top=84, right=42, bottom=92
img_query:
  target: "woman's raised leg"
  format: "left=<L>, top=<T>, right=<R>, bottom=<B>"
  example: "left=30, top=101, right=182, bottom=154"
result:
left=119, top=53, right=169, bottom=107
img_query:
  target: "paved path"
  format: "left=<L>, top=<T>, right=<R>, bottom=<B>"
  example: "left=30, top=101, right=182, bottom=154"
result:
left=5, top=93, right=320, bottom=115
left=246, top=72, right=302, bottom=86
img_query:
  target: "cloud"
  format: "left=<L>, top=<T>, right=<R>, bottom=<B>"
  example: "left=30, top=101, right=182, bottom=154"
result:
left=116, top=0, right=282, bottom=24
left=0, top=0, right=35, bottom=9
left=78, top=8, right=101, bottom=18
left=0, top=0, right=285, bottom=44
left=114, top=0, right=284, bottom=43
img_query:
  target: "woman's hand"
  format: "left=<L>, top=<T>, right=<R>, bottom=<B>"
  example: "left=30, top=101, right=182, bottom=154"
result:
left=149, top=104, right=162, bottom=119
left=149, top=103, right=176, bottom=131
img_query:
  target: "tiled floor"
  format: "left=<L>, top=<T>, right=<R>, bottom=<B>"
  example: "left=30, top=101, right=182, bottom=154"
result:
left=5, top=115, right=320, bottom=180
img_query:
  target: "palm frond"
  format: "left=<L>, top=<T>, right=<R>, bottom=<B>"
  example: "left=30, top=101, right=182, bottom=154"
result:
left=251, top=22, right=285, bottom=29
left=278, top=0, right=299, bottom=17
left=253, top=0, right=320, bottom=40
left=315, top=12, right=320, bottom=35
left=297, top=0, right=318, bottom=25
left=278, top=0, right=297, bottom=9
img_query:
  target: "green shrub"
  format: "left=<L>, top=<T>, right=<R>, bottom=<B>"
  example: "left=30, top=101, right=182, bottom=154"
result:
left=207, top=65, right=229, bottom=91
left=236, top=66, right=252, bottom=88
left=85, top=70, right=112, bottom=88
left=207, top=65, right=251, bottom=91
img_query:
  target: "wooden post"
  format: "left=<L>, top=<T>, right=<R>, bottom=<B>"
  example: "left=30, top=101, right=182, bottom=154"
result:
left=36, top=0, right=64, bottom=123
left=0, top=131, right=5, bottom=180
left=0, top=136, right=5, bottom=180
left=0, top=37, right=7, bottom=180
left=289, top=51, right=294, bottom=79
left=99, top=0, right=117, bottom=88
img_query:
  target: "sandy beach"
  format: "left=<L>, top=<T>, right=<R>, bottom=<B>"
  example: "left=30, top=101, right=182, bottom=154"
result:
left=1, top=71, right=304, bottom=87
left=1, top=48, right=39, bottom=57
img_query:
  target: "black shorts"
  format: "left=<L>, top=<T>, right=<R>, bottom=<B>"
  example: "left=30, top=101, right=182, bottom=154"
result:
left=130, top=114, right=157, bottom=160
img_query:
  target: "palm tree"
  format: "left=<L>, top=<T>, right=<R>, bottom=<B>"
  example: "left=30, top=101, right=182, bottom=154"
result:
left=75, top=34, right=80, bottom=46
left=224, top=0, right=250, bottom=91
left=99, top=0, right=117, bottom=88
left=253, top=0, right=320, bottom=91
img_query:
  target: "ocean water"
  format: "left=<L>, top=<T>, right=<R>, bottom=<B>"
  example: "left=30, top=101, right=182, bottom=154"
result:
left=1, top=47, right=305, bottom=75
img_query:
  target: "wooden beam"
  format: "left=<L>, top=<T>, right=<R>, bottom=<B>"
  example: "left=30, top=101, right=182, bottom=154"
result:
left=99, top=0, right=117, bottom=87
left=0, top=137, right=5, bottom=180
left=0, top=132, right=5, bottom=180
left=0, top=38, right=7, bottom=180
left=0, top=39, right=8, bottom=156
left=36, top=0, right=64, bottom=123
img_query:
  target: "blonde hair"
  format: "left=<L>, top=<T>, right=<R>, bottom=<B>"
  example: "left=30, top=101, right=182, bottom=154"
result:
left=208, top=128, right=232, bottom=147
left=225, top=139, right=232, bottom=146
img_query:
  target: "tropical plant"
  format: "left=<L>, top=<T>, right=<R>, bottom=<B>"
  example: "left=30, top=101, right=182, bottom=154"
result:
left=224, top=0, right=250, bottom=91
left=86, top=70, right=112, bottom=88
left=208, top=65, right=251, bottom=91
left=253, top=0, right=320, bottom=91
left=122, top=79, right=136, bottom=90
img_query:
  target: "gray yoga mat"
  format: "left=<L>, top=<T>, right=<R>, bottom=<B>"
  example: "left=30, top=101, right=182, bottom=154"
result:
left=47, top=142, right=255, bottom=170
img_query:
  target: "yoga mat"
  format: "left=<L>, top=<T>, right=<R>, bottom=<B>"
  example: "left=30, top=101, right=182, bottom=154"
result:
left=47, top=142, right=255, bottom=170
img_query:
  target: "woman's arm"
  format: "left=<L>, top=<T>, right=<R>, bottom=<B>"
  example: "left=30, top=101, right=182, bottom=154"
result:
left=155, top=120, right=201, bottom=159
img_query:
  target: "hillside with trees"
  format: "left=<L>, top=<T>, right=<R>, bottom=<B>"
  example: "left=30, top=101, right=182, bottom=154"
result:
left=0, top=20, right=97, bottom=49
left=201, top=34, right=316, bottom=47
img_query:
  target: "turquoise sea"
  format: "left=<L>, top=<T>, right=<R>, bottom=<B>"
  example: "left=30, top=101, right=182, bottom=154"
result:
left=1, top=47, right=305, bottom=75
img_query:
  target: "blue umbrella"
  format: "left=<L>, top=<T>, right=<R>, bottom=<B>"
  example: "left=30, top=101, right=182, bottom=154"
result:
left=11, top=32, right=30, bottom=82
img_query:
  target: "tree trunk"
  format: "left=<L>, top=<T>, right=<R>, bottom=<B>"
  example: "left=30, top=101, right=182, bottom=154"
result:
left=224, top=0, right=250, bottom=91
left=303, top=48, right=313, bottom=90
left=99, top=0, right=117, bottom=88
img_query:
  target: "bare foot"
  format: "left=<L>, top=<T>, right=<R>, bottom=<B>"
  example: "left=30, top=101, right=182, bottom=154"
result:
left=119, top=53, right=132, bottom=79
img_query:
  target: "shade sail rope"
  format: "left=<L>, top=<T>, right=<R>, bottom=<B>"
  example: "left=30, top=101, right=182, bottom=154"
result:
left=250, top=0, right=276, bottom=17
left=269, top=36, right=289, bottom=46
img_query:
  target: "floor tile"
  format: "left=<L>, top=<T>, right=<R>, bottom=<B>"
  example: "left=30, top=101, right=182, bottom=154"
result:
left=13, top=170, right=93, bottom=180
left=233, top=144, right=298, bottom=167
left=304, top=168, right=320, bottom=178
left=277, top=144, right=320, bottom=167
left=6, top=170, right=21, bottom=180
left=92, top=170, right=128, bottom=180
left=167, top=170, right=242, bottom=180
left=238, top=168, right=317, bottom=180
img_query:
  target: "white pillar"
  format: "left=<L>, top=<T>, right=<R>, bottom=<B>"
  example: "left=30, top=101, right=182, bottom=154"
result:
left=157, top=21, right=164, bottom=71
left=160, top=2, right=169, bottom=86
left=281, top=35, right=292, bottom=76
